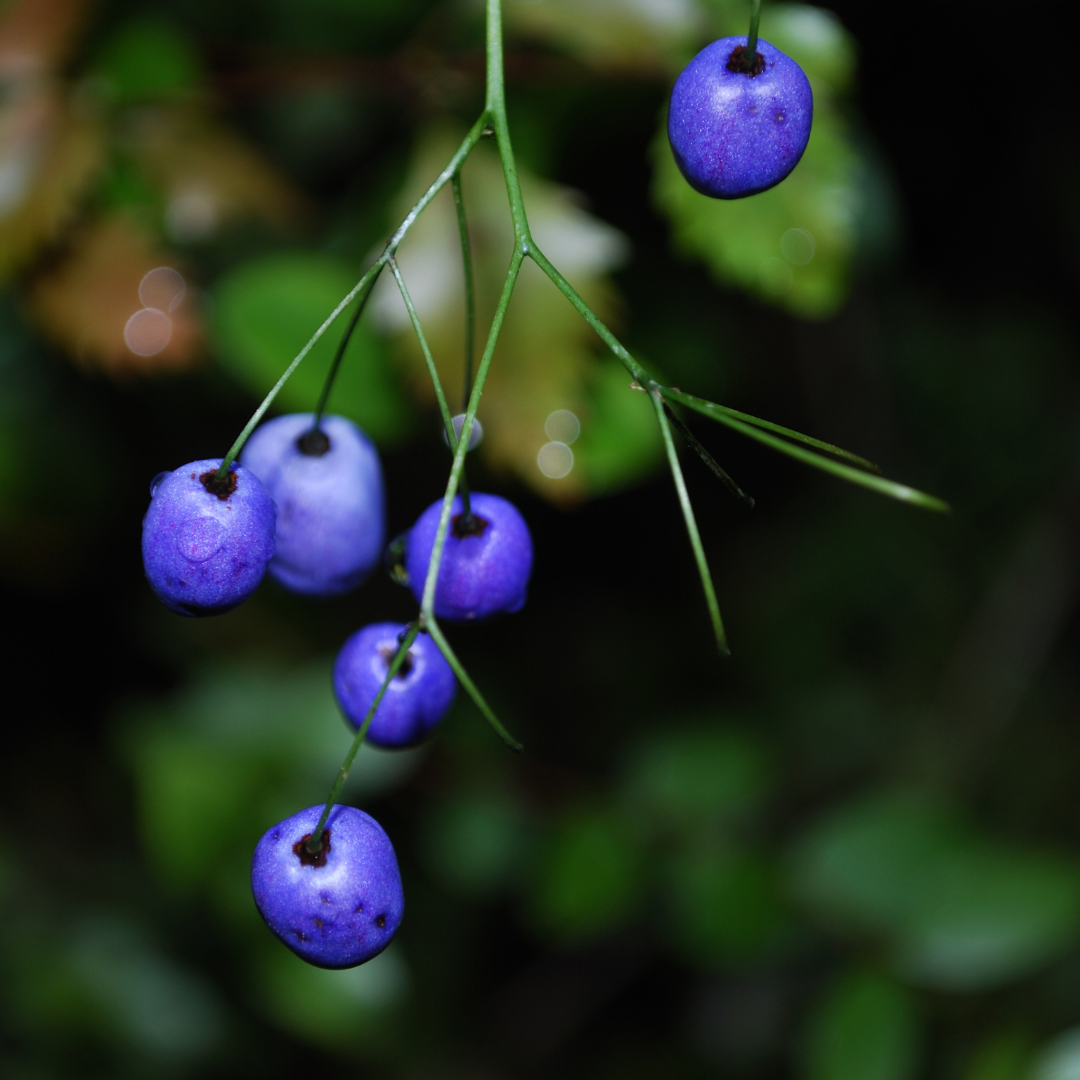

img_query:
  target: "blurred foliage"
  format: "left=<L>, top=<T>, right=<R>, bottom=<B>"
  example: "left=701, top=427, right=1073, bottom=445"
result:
left=3, top=0, right=1080, bottom=1078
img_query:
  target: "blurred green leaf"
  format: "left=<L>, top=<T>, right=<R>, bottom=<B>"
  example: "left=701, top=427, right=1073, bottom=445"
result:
left=531, top=807, right=645, bottom=941
left=1030, top=1028, right=1080, bottom=1080
left=212, top=253, right=409, bottom=444
left=123, top=663, right=423, bottom=892
left=91, top=18, right=204, bottom=102
left=668, top=845, right=788, bottom=965
left=253, top=940, right=408, bottom=1048
left=622, top=726, right=770, bottom=835
left=803, top=970, right=920, bottom=1080
left=575, top=361, right=664, bottom=494
left=964, top=1031, right=1031, bottom=1080
left=421, top=794, right=530, bottom=898
left=791, top=792, right=1080, bottom=990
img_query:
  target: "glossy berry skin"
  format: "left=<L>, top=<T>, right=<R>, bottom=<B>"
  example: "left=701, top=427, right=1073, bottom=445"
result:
left=251, top=804, right=404, bottom=969
left=142, top=459, right=275, bottom=616
left=405, top=493, right=533, bottom=621
left=239, top=413, right=385, bottom=596
left=334, top=622, right=457, bottom=748
left=668, top=36, right=813, bottom=199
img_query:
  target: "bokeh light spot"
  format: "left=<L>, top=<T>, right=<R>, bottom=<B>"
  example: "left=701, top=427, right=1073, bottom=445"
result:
left=139, top=267, right=187, bottom=312
left=780, top=228, right=815, bottom=265
left=537, top=442, right=573, bottom=479
left=544, top=409, right=580, bottom=445
left=124, top=308, right=173, bottom=356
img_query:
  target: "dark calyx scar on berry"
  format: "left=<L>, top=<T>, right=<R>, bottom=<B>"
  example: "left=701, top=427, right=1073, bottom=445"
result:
left=334, top=622, right=457, bottom=748
left=667, top=35, right=813, bottom=200
left=141, top=459, right=276, bottom=616
left=251, top=804, right=404, bottom=969
left=404, top=492, right=534, bottom=621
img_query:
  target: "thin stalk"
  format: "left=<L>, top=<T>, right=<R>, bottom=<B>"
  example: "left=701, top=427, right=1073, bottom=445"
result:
left=661, top=386, right=881, bottom=472
left=311, top=274, right=377, bottom=432
left=452, top=172, right=476, bottom=410
left=426, top=619, right=523, bottom=751
left=692, top=405, right=951, bottom=512
left=419, top=249, right=524, bottom=619
left=214, top=112, right=490, bottom=477
left=663, top=402, right=755, bottom=508
left=306, top=623, right=420, bottom=851
left=652, top=390, right=730, bottom=656
left=390, top=257, right=473, bottom=519
left=746, top=0, right=762, bottom=59
left=486, top=0, right=530, bottom=245
left=216, top=262, right=383, bottom=477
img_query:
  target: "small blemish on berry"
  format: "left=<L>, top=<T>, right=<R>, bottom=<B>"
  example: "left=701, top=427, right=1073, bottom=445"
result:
left=354, top=902, right=364, bottom=913
left=313, top=917, right=323, bottom=929
left=374, top=914, right=387, bottom=928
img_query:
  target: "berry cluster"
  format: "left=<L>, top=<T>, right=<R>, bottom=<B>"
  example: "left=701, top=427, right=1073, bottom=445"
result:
left=142, top=412, right=533, bottom=967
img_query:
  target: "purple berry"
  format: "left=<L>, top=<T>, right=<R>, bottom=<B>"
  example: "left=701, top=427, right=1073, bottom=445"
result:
left=668, top=36, right=813, bottom=199
left=239, top=413, right=386, bottom=596
left=141, top=459, right=276, bottom=616
left=405, top=493, right=533, bottom=622
left=251, top=804, right=404, bottom=969
left=333, top=622, right=457, bottom=748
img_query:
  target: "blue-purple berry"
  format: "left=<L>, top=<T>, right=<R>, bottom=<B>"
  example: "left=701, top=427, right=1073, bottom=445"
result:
left=141, top=459, right=276, bottom=616
left=251, top=804, right=404, bottom=969
left=405, top=493, right=533, bottom=622
left=239, top=413, right=386, bottom=596
left=668, top=36, right=813, bottom=199
left=334, top=622, right=457, bottom=748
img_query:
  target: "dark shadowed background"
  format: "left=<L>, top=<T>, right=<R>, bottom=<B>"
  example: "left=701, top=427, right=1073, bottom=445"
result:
left=2, top=0, right=1080, bottom=1077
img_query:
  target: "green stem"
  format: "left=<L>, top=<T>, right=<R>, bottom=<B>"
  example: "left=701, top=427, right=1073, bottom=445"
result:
left=452, top=172, right=476, bottom=411
left=419, top=250, right=524, bottom=618
left=390, top=257, right=473, bottom=519
left=426, top=619, right=523, bottom=751
left=668, top=391, right=950, bottom=512
left=746, top=0, right=762, bottom=60
left=663, top=401, right=755, bottom=508
left=310, top=275, right=378, bottom=432
left=651, top=390, right=730, bottom=656
left=307, top=623, right=420, bottom=851
left=660, top=387, right=881, bottom=472
left=214, top=112, right=491, bottom=478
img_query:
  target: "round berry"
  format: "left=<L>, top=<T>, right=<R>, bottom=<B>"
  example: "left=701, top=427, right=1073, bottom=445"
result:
left=239, top=414, right=386, bottom=597
left=334, top=622, right=457, bottom=748
left=251, top=804, right=404, bottom=969
left=667, top=36, right=813, bottom=199
left=141, top=459, right=276, bottom=616
left=405, top=493, right=533, bottom=621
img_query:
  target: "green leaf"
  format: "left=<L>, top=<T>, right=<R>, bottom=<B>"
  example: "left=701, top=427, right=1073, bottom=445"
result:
left=253, top=940, right=408, bottom=1048
left=531, top=807, right=645, bottom=941
left=803, top=971, right=921, bottom=1080
left=92, top=18, right=204, bottom=103
left=622, top=726, right=770, bottom=834
left=668, top=846, right=788, bottom=965
left=791, top=792, right=1080, bottom=990
left=1030, top=1028, right=1080, bottom=1080
left=212, top=253, right=409, bottom=444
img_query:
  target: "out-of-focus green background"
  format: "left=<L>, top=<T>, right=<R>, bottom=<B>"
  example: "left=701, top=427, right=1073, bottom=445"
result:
left=3, top=0, right=1080, bottom=1076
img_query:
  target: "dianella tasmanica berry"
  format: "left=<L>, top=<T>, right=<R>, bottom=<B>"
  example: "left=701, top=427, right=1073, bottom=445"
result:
left=668, top=36, right=813, bottom=199
left=141, top=459, right=276, bottom=616
left=405, top=493, right=534, bottom=621
left=251, top=804, right=404, bottom=969
left=240, top=413, right=386, bottom=596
